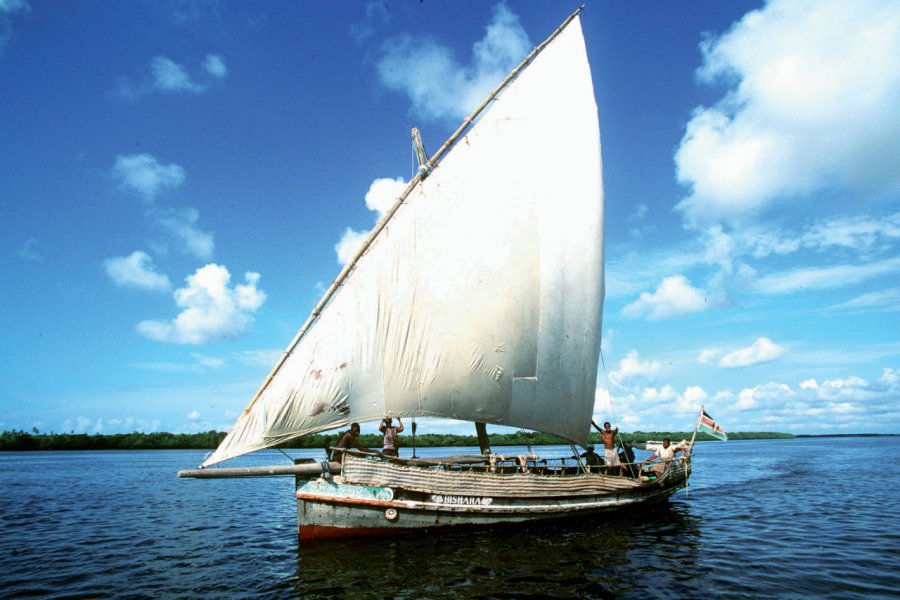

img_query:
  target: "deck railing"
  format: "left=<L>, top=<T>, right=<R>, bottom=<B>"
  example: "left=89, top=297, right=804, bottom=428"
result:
left=329, top=447, right=691, bottom=482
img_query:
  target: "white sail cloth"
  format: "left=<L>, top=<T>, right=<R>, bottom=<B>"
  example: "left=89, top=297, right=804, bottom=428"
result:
left=203, top=17, right=603, bottom=467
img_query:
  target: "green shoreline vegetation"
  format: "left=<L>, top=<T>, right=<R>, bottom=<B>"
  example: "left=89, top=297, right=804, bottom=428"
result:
left=0, top=429, right=798, bottom=452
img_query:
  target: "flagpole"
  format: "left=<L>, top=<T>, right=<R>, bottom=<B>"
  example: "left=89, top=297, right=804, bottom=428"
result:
left=687, top=405, right=703, bottom=456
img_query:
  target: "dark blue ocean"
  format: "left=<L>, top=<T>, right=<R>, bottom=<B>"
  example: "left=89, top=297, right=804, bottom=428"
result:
left=1, top=437, right=898, bottom=598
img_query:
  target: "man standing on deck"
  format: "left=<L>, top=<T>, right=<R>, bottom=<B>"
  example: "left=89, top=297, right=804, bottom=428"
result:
left=646, top=438, right=689, bottom=476
left=379, top=417, right=404, bottom=457
left=601, top=421, right=619, bottom=468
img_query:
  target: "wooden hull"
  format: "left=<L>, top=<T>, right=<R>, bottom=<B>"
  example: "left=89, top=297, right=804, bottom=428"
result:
left=295, top=456, right=690, bottom=540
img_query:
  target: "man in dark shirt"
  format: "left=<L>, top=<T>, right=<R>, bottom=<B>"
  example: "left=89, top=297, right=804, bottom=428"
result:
left=580, top=444, right=603, bottom=470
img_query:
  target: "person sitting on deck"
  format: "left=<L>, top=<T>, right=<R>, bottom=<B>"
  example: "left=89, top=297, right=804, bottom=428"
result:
left=579, top=444, right=603, bottom=470
left=619, top=441, right=637, bottom=477
left=379, top=417, right=404, bottom=457
left=646, top=438, right=687, bottom=477
left=331, top=423, right=381, bottom=463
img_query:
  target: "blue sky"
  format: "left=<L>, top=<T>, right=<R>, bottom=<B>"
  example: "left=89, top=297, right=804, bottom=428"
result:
left=2, top=0, right=898, bottom=438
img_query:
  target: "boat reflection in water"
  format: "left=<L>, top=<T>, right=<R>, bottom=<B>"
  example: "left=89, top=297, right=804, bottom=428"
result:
left=291, top=502, right=703, bottom=598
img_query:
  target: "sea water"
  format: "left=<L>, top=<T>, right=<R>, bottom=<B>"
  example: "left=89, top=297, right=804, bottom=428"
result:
left=1, top=437, right=898, bottom=598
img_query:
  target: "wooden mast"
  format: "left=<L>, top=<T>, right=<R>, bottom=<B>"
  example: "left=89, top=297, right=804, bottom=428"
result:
left=475, top=422, right=492, bottom=455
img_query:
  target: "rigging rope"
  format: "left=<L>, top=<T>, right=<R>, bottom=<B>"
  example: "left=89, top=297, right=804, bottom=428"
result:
left=598, top=346, right=623, bottom=448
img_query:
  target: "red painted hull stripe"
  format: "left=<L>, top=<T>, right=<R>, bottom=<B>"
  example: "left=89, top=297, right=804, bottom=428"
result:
left=298, top=524, right=413, bottom=540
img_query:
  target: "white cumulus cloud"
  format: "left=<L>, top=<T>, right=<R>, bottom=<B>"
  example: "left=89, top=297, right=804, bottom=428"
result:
left=830, top=288, right=900, bottom=314
left=675, top=0, right=900, bottom=225
left=683, top=385, right=708, bottom=404
left=335, top=177, right=408, bottom=265
left=151, top=56, right=205, bottom=93
left=114, top=54, right=227, bottom=99
left=719, top=337, right=786, bottom=369
left=610, top=350, right=661, bottom=387
left=376, top=3, right=530, bottom=123
left=151, top=207, right=215, bottom=260
left=603, top=382, right=708, bottom=427
left=137, top=264, right=266, bottom=344
left=110, top=156, right=215, bottom=258
left=365, top=177, right=406, bottom=214
left=0, top=0, right=29, bottom=55
left=0, top=0, right=29, bottom=16
left=698, top=348, right=721, bottom=366
left=202, top=54, right=227, bottom=78
left=801, top=212, right=900, bottom=255
left=622, top=275, right=707, bottom=320
left=335, top=227, right=370, bottom=266
left=191, top=353, right=225, bottom=369
left=753, top=257, right=900, bottom=295
left=104, top=251, right=172, bottom=292
left=603, top=368, right=900, bottom=433
left=112, top=154, right=185, bottom=202
left=350, top=0, right=391, bottom=43
left=742, top=212, right=900, bottom=260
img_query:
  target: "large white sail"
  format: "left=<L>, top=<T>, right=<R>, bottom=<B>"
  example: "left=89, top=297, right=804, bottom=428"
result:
left=203, top=16, right=603, bottom=467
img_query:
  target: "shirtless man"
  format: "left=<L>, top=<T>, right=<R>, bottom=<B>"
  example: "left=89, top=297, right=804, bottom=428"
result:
left=601, top=421, right=619, bottom=468
left=332, top=423, right=381, bottom=463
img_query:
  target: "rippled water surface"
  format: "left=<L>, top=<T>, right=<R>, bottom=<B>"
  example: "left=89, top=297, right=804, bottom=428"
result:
left=2, top=438, right=898, bottom=598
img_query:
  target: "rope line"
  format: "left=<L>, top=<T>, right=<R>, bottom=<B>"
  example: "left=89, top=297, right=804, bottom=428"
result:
left=598, top=346, right=620, bottom=440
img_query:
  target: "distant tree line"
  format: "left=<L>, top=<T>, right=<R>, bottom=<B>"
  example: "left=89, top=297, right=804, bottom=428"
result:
left=0, top=428, right=793, bottom=452
left=0, top=429, right=228, bottom=451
